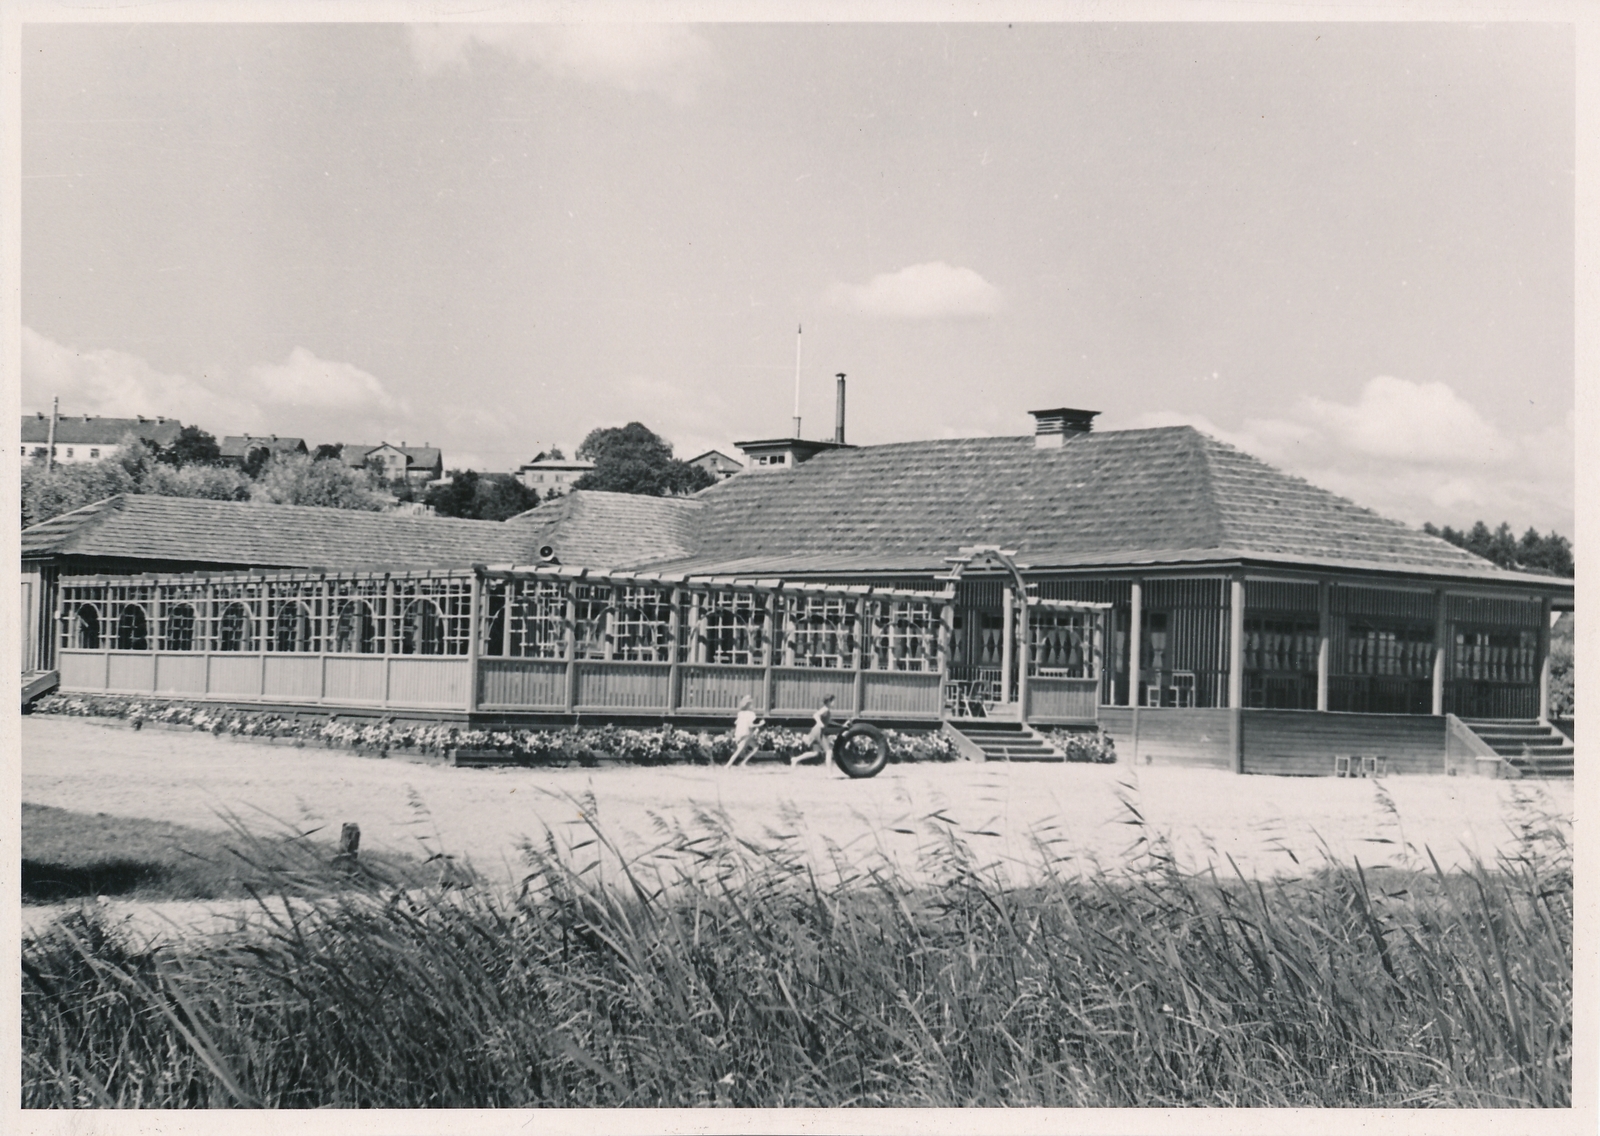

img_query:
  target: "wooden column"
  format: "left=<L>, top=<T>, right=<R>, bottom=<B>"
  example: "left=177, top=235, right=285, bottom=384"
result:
left=1538, top=596, right=1553, bottom=723
left=938, top=598, right=954, bottom=720
left=1016, top=593, right=1031, bottom=721
left=464, top=572, right=481, bottom=714
left=1128, top=580, right=1143, bottom=708
left=852, top=596, right=867, bottom=716
left=1432, top=590, right=1448, bottom=717
left=1227, top=577, right=1245, bottom=710
left=667, top=587, right=682, bottom=715
left=1316, top=580, right=1330, bottom=712
left=563, top=585, right=578, bottom=713
left=1000, top=586, right=1015, bottom=703
left=761, top=591, right=775, bottom=713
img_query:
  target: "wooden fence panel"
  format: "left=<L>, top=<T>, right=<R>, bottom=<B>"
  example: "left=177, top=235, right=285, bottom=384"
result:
left=772, top=669, right=857, bottom=714
left=154, top=654, right=207, bottom=696
left=323, top=657, right=387, bottom=703
left=263, top=656, right=323, bottom=700
left=387, top=658, right=472, bottom=709
left=207, top=655, right=263, bottom=697
left=57, top=650, right=106, bottom=692
left=1026, top=676, right=1099, bottom=722
left=477, top=659, right=568, bottom=710
left=575, top=662, right=672, bottom=710
left=678, top=665, right=765, bottom=713
left=106, top=653, right=155, bottom=694
left=861, top=672, right=941, bottom=717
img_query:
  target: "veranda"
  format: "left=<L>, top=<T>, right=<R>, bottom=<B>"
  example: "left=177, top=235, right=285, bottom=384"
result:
left=52, top=564, right=1107, bottom=726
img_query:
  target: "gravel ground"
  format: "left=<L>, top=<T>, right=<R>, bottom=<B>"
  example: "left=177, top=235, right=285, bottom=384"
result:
left=22, top=715, right=1572, bottom=940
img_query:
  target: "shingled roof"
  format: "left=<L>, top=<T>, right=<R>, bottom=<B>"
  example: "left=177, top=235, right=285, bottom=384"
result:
left=504, top=490, right=702, bottom=570
left=22, top=495, right=533, bottom=571
left=647, top=427, right=1539, bottom=584
left=21, top=414, right=185, bottom=448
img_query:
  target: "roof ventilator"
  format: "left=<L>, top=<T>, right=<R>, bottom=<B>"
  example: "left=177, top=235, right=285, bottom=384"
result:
left=1029, top=407, right=1099, bottom=449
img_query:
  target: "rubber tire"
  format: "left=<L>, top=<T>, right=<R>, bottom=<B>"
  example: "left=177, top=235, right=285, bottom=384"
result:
left=832, top=723, right=890, bottom=779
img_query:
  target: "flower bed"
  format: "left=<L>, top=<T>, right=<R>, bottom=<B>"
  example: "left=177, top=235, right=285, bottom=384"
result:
left=1037, top=727, right=1119, bottom=763
left=29, top=694, right=959, bottom=767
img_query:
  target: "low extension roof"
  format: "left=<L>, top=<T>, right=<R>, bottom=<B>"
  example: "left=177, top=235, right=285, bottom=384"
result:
left=644, top=428, right=1567, bottom=590
left=504, top=490, right=702, bottom=570
left=22, top=494, right=533, bottom=571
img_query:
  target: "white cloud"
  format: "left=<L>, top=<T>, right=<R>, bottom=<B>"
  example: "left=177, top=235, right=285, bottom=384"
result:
left=824, top=262, right=1004, bottom=321
left=22, top=325, right=256, bottom=428
left=1124, top=376, right=1572, bottom=534
left=406, top=24, right=714, bottom=103
left=21, top=327, right=414, bottom=447
left=248, top=347, right=408, bottom=417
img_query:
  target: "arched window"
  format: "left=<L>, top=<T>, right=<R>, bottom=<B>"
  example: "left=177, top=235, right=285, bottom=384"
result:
left=164, top=603, right=197, bottom=652
left=401, top=598, right=445, bottom=655
left=274, top=601, right=314, bottom=653
left=75, top=605, right=100, bottom=650
left=334, top=600, right=376, bottom=654
left=117, top=605, right=150, bottom=651
left=218, top=602, right=255, bottom=652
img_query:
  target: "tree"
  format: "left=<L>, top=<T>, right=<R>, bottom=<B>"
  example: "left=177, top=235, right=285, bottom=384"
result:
left=249, top=453, right=385, bottom=511
left=572, top=422, right=715, bottom=496
left=1424, top=520, right=1574, bottom=577
left=21, top=431, right=252, bottom=527
left=1549, top=613, right=1574, bottom=718
left=143, top=462, right=252, bottom=502
left=423, top=471, right=540, bottom=521
left=242, top=446, right=273, bottom=480
left=313, top=443, right=345, bottom=462
left=155, top=425, right=222, bottom=468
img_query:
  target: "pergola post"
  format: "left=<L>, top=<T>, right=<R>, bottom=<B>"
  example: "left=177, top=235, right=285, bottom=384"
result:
left=1316, top=580, right=1330, bottom=712
left=464, top=571, right=481, bottom=714
left=1432, top=590, right=1448, bottom=717
left=1228, top=577, right=1245, bottom=710
left=1000, top=586, right=1015, bottom=703
left=937, top=597, right=954, bottom=720
left=1538, top=595, right=1553, bottom=723
left=563, top=586, right=578, bottom=713
left=1128, top=579, right=1143, bottom=708
left=667, top=587, right=683, bottom=714
left=1017, top=593, right=1031, bottom=720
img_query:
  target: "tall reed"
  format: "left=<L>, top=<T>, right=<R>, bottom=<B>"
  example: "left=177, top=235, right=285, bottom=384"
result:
left=22, top=792, right=1571, bottom=1108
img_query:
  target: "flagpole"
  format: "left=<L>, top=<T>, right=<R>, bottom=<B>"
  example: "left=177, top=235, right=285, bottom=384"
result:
left=793, top=324, right=803, bottom=438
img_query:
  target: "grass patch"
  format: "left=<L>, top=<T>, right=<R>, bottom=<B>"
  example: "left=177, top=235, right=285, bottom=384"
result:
left=22, top=802, right=423, bottom=904
left=22, top=794, right=1572, bottom=1108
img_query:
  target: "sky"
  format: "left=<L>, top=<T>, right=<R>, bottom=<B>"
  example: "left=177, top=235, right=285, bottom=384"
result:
left=18, top=19, right=1575, bottom=535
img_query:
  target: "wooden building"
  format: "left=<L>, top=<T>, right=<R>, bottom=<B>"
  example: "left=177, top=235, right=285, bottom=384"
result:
left=23, top=408, right=1574, bottom=775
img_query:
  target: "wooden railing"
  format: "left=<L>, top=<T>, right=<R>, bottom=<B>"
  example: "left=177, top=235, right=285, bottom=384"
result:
left=59, top=648, right=472, bottom=711
left=1025, top=676, right=1099, bottom=722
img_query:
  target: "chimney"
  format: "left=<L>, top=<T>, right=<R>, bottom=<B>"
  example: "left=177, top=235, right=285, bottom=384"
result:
left=1029, top=407, right=1099, bottom=449
left=834, top=373, right=847, bottom=445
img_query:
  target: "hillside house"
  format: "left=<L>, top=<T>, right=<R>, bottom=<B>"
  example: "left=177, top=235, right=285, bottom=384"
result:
left=340, top=443, right=444, bottom=485
left=21, top=413, right=185, bottom=465
left=516, top=456, right=595, bottom=496
left=686, top=449, right=744, bottom=480
left=220, top=435, right=309, bottom=469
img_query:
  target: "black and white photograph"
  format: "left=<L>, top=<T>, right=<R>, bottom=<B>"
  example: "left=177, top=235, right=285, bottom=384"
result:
left=8, top=3, right=1588, bottom=1131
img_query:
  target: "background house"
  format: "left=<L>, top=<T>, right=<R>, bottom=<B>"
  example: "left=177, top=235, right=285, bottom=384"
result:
left=515, top=455, right=594, bottom=496
left=220, top=435, right=308, bottom=469
left=686, top=449, right=744, bottom=480
left=339, top=442, right=443, bottom=485
left=21, top=413, right=185, bottom=465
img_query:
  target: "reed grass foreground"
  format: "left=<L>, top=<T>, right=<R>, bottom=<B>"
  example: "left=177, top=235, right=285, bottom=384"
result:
left=22, top=793, right=1571, bottom=1109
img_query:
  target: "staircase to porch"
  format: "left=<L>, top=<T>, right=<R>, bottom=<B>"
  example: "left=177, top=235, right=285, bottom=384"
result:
left=22, top=670, right=58, bottom=710
left=948, top=720, right=1064, bottom=762
left=1460, top=719, right=1574, bottom=779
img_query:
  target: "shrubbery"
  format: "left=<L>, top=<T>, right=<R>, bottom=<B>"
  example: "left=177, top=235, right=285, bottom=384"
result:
left=29, top=693, right=960, bottom=766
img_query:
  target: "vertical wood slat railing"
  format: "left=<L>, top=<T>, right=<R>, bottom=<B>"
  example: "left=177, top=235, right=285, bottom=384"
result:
left=57, top=648, right=471, bottom=711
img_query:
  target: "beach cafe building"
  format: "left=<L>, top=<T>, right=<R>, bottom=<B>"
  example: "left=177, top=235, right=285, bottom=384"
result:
left=22, top=409, right=1573, bottom=776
